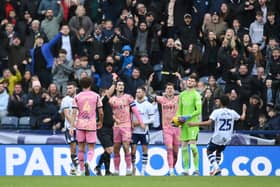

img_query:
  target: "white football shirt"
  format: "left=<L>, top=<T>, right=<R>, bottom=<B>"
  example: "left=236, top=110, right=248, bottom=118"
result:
left=132, top=100, right=154, bottom=134
left=60, top=95, right=74, bottom=129
left=209, top=108, right=240, bottom=145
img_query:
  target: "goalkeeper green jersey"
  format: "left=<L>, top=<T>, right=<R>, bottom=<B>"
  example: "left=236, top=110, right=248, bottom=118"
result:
left=176, top=89, right=202, bottom=123
left=177, top=89, right=202, bottom=141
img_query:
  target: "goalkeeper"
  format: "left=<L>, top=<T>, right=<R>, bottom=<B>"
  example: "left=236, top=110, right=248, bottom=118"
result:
left=176, top=74, right=202, bottom=176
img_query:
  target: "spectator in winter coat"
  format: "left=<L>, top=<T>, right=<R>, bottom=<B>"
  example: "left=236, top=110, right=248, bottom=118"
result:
left=266, top=108, right=280, bottom=140
left=207, top=75, right=224, bottom=99
left=53, top=24, right=74, bottom=62
left=21, top=70, right=32, bottom=94
left=178, top=14, right=198, bottom=50
left=30, top=31, right=62, bottom=89
left=20, top=0, right=41, bottom=19
left=165, top=0, right=194, bottom=30
left=251, top=114, right=270, bottom=139
left=0, top=65, right=22, bottom=95
left=120, top=67, right=145, bottom=97
left=134, top=52, right=153, bottom=81
left=68, top=5, right=93, bottom=36
left=25, top=80, right=43, bottom=129
left=232, top=19, right=247, bottom=41
left=7, top=83, right=28, bottom=117
left=104, top=27, right=130, bottom=58
left=263, top=11, right=280, bottom=44
left=7, top=35, right=29, bottom=75
left=249, top=11, right=265, bottom=49
left=73, top=56, right=91, bottom=81
left=145, top=11, right=163, bottom=66
left=40, top=1, right=64, bottom=41
left=118, top=45, right=134, bottom=77
left=240, top=0, right=258, bottom=30
left=99, top=0, right=124, bottom=24
left=36, top=91, right=61, bottom=131
left=202, top=31, right=219, bottom=77
left=24, top=19, right=48, bottom=50
left=182, top=43, right=202, bottom=77
left=71, top=27, right=93, bottom=58
left=37, top=0, right=61, bottom=17
left=0, top=22, right=18, bottom=62
left=100, top=61, right=114, bottom=89
left=84, top=0, right=102, bottom=23
left=91, top=25, right=106, bottom=74
left=0, top=81, right=9, bottom=118
left=237, top=64, right=262, bottom=104
left=134, top=21, right=149, bottom=57
left=119, top=15, right=136, bottom=47
left=269, top=47, right=280, bottom=81
left=52, top=49, right=73, bottom=96
left=244, top=94, right=264, bottom=130
left=201, top=88, right=215, bottom=130
left=206, top=11, right=228, bottom=41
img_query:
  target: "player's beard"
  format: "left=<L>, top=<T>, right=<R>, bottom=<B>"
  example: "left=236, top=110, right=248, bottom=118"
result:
left=187, top=84, right=194, bottom=89
left=47, top=15, right=53, bottom=20
left=137, top=96, right=144, bottom=102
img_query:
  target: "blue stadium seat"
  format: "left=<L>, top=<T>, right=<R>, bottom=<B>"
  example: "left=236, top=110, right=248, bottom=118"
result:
left=18, top=116, right=31, bottom=129
left=1, top=116, right=18, bottom=129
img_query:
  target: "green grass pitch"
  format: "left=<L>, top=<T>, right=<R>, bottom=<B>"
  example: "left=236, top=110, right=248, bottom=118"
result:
left=0, top=176, right=279, bottom=187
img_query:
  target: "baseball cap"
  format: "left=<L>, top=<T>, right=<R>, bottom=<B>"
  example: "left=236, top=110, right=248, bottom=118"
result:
left=139, top=52, right=149, bottom=57
left=184, top=13, right=192, bottom=19
left=212, top=11, right=220, bottom=16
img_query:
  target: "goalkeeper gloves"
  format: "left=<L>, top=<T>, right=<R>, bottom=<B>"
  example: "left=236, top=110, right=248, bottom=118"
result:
left=178, top=115, right=191, bottom=123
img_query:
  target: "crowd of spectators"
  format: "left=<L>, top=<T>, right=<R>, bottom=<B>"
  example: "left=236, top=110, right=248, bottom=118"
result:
left=0, top=0, right=279, bottom=141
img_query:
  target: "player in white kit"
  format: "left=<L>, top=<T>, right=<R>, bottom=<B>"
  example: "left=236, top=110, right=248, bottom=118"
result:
left=60, top=82, right=80, bottom=175
left=189, top=95, right=246, bottom=176
left=131, top=87, right=154, bottom=175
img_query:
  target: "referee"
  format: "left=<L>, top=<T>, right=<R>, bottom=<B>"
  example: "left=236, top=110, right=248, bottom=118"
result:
left=95, top=74, right=117, bottom=176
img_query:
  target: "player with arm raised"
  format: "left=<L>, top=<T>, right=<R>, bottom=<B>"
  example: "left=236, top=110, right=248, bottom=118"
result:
left=70, top=77, right=104, bottom=176
left=109, top=80, right=144, bottom=176
left=189, top=95, right=246, bottom=176
left=95, top=73, right=118, bottom=176
left=60, top=82, right=79, bottom=175
left=176, top=74, right=202, bottom=176
left=131, top=86, right=154, bottom=176
left=147, top=73, right=180, bottom=176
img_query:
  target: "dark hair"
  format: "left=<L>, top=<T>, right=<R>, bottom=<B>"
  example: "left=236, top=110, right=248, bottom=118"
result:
left=79, top=77, right=92, bottom=89
left=61, top=24, right=69, bottom=28
left=67, top=81, right=77, bottom=87
left=80, top=56, right=88, bottom=61
left=184, top=44, right=202, bottom=64
left=116, top=80, right=125, bottom=86
left=59, top=48, right=67, bottom=54
left=256, top=11, right=263, bottom=17
left=137, top=86, right=146, bottom=93
left=165, top=82, right=175, bottom=89
left=267, top=11, right=275, bottom=16
left=133, top=67, right=141, bottom=72
left=189, top=73, right=199, bottom=82
left=220, top=95, right=230, bottom=107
